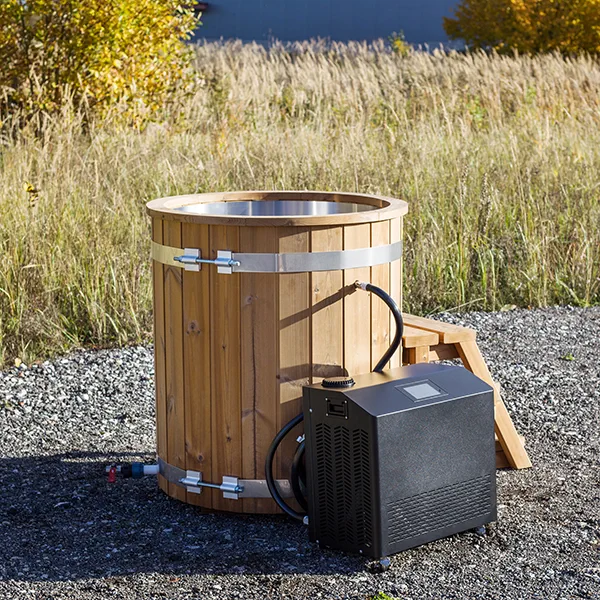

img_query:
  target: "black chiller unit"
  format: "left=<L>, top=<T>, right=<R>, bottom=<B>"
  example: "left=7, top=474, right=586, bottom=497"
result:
left=265, top=282, right=497, bottom=562
left=303, top=363, right=496, bottom=558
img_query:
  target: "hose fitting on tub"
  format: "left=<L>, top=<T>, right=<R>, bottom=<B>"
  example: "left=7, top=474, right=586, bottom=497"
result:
left=353, top=281, right=404, bottom=372
left=105, top=462, right=159, bottom=482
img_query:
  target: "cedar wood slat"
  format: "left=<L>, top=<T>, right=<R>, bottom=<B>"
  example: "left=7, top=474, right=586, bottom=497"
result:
left=389, top=218, right=403, bottom=369
left=277, top=227, right=311, bottom=512
left=152, top=218, right=168, bottom=494
left=210, top=225, right=243, bottom=511
left=310, top=227, right=344, bottom=383
left=240, top=227, right=279, bottom=513
left=371, top=221, right=390, bottom=370
left=343, top=224, right=372, bottom=376
left=182, top=222, right=213, bottom=508
left=163, top=219, right=186, bottom=502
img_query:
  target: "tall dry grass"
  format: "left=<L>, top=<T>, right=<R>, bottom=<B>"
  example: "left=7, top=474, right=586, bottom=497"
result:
left=1, top=41, right=599, bottom=365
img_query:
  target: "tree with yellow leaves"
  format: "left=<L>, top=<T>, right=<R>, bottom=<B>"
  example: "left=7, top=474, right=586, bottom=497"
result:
left=0, top=0, right=200, bottom=117
left=444, top=0, right=600, bottom=54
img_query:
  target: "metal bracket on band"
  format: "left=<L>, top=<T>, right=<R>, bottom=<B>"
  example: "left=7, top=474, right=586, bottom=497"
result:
left=171, top=248, right=241, bottom=274
left=157, top=457, right=293, bottom=500
left=151, top=240, right=402, bottom=274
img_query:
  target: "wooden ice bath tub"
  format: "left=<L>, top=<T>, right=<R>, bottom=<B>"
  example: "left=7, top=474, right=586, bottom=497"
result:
left=147, top=191, right=408, bottom=513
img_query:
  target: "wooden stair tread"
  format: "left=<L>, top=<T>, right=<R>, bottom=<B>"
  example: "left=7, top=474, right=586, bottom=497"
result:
left=402, top=314, right=477, bottom=344
left=402, top=325, right=439, bottom=348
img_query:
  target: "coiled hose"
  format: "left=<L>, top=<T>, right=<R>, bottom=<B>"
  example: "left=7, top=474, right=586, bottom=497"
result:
left=265, top=282, right=404, bottom=519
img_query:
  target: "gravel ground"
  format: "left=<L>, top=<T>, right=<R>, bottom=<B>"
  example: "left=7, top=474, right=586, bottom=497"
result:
left=0, top=306, right=598, bottom=600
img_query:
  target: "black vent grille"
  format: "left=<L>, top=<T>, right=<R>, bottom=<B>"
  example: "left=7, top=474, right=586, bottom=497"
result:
left=314, top=423, right=372, bottom=548
left=387, top=474, right=492, bottom=543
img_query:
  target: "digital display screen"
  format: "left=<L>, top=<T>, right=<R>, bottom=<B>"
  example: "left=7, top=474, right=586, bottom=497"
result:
left=402, top=382, right=441, bottom=400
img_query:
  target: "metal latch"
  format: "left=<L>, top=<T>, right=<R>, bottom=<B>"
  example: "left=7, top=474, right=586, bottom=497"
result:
left=178, top=471, right=244, bottom=499
left=179, top=469, right=203, bottom=494
left=221, top=476, right=243, bottom=500
left=174, top=249, right=241, bottom=274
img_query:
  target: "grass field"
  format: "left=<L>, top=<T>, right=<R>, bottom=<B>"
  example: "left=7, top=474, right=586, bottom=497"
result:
left=0, top=41, right=599, bottom=365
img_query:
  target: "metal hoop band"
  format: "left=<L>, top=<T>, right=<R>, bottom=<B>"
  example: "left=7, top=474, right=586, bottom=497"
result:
left=157, top=457, right=292, bottom=500
left=151, top=240, right=402, bottom=274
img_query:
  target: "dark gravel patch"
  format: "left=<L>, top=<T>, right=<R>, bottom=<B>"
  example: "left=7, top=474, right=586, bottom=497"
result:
left=0, top=306, right=598, bottom=599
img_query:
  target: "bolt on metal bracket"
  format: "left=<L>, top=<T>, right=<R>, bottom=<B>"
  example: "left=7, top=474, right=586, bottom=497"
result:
left=216, top=250, right=237, bottom=275
left=221, top=476, right=243, bottom=499
left=177, top=471, right=244, bottom=499
left=179, top=469, right=203, bottom=494
left=173, top=248, right=241, bottom=273
left=157, top=457, right=292, bottom=500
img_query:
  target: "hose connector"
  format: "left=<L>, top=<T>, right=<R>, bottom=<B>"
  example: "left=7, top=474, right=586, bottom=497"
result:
left=352, top=282, right=404, bottom=372
left=105, top=462, right=159, bottom=480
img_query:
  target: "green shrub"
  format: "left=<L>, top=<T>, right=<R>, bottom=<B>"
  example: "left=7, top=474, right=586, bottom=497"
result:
left=444, top=0, right=600, bottom=54
left=389, top=31, right=411, bottom=57
left=0, top=0, right=200, bottom=117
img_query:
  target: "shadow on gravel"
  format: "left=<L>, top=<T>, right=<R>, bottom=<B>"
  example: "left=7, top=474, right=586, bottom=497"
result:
left=0, top=452, right=365, bottom=582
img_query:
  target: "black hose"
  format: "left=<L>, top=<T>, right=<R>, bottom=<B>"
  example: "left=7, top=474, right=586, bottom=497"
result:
left=290, top=440, right=308, bottom=511
left=363, top=283, right=404, bottom=373
left=265, top=413, right=306, bottom=521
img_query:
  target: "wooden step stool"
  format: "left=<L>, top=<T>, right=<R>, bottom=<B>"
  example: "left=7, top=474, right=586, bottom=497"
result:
left=401, top=314, right=532, bottom=470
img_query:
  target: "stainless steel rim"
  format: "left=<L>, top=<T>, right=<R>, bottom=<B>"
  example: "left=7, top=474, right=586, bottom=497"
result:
left=176, top=199, right=375, bottom=217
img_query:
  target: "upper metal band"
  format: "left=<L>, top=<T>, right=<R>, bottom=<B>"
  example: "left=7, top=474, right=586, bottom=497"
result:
left=151, top=240, right=402, bottom=273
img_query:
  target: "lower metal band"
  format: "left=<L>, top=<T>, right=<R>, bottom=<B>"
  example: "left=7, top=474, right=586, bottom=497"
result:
left=151, top=240, right=402, bottom=274
left=157, top=457, right=293, bottom=499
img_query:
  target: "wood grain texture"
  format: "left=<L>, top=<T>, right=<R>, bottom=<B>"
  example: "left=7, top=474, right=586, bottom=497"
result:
left=182, top=222, right=212, bottom=508
left=428, top=344, right=460, bottom=362
left=402, top=314, right=476, bottom=344
left=406, top=346, right=430, bottom=364
left=277, top=227, right=310, bottom=496
left=402, top=325, right=439, bottom=348
left=240, top=227, right=279, bottom=513
left=210, top=225, right=242, bottom=511
left=163, top=219, right=186, bottom=502
left=310, top=227, right=344, bottom=383
left=152, top=218, right=168, bottom=494
left=370, top=221, right=390, bottom=370
left=496, top=435, right=525, bottom=452
left=343, top=224, right=372, bottom=376
left=496, top=452, right=510, bottom=469
left=389, top=217, right=403, bottom=368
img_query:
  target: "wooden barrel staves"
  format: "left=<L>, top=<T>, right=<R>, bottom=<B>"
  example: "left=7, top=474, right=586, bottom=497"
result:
left=146, top=191, right=408, bottom=513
